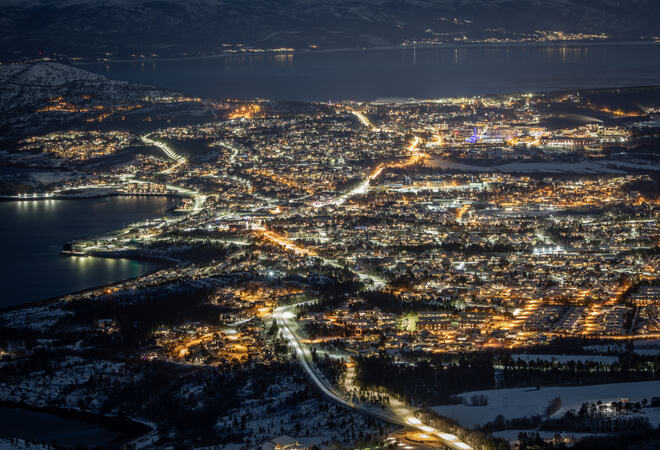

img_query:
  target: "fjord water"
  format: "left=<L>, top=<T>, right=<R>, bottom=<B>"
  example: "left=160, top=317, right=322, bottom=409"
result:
left=90, top=43, right=660, bottom=101
left=0, top=196, right=175, bottom=308
left=0, top=406, right=121, bottom=448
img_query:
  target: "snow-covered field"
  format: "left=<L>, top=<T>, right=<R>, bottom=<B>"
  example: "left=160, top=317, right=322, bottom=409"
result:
left=432, top=380, right=660, bottom=428
left=427, top=158, right=660, bottom=174
left=510, top=354, right=619, bottom=364
left=216, top=377, right=386, bottom=448
left=582, top=341, right=660, bottom=356
left=0, top=358, right=122, bottom=410
left=492, top=429, right=606, bottom=445
left=632, top=341, right=660, bottom=356
left=0, top=438, right=54, bottom=449
left=0, top=305, right=71, bottom=330
left=634, top=349, right=660, bottom=356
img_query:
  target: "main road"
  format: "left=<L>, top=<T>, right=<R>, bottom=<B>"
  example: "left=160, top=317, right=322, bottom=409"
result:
left=313, top=110, right=423, bottom=208
left=141, top=134, right=187, bottom=174
left=263, top=109, right=469, bottom=448
left=274, top=305, right=472, bottom=450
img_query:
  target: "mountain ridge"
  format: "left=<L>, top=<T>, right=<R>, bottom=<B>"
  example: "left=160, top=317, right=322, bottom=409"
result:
left=1, top=0, right=659, bottom=60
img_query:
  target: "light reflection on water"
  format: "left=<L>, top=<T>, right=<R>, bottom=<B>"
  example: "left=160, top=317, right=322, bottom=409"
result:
left=89, top=43, right=660, bottom=101
left=0, top=196, right=175, bottom=307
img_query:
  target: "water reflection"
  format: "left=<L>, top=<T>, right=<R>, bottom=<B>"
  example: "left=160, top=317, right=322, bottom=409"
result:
left=0, top=196, right=174, bottom=307
left=539, top=45, right=589, bottom=64
left=91, top=43, right=660, bottom=101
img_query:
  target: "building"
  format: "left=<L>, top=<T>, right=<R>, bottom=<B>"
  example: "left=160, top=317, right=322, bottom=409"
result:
left=261, top=435, right=308, bottom=450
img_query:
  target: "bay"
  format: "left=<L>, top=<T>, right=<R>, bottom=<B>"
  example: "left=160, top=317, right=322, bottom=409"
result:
left=0, top=406, right=121, bottom=448
left=0, top=196, right=175, bottom=308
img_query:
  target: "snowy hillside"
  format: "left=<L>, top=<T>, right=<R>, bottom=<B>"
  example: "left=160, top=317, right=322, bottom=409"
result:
left=0, top=62, right=169, bottom=139
left=0, top=62, right=161, bottom=113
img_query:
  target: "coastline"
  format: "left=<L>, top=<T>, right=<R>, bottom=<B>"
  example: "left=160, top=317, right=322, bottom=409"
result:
left=0, top=255, right=175, bottom=314
left=0, top=196, right=184, bottom=313
left=0, top=192, right=180, bottom=202
left=0, top=400, right=153, bottom=447
left=0, top=189, right=187, bottom=448
left=73, top=39, right=660, bottom=66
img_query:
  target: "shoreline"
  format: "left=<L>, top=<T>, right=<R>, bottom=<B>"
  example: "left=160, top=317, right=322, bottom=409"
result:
left=0, top=191, right=181, bottom=202
left=0, top=194, right=183, bottom=313
left=0, top=256, right=175, bottom=314
left=0, top=400, right=153, bottom=447
left=72, top=39, right=660, bottom=66
left=0, top=178, right=201, bottom=312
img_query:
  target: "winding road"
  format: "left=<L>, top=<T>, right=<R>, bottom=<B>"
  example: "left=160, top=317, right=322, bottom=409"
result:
left=141, top=134, right=187, bottom=174
left=274, top=305, right=472, bottom=450
left=268, top=112, right=473, bottom=449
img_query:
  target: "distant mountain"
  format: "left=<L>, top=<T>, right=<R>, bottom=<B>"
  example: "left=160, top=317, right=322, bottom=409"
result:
left=1, top=0, right=659, bottom=60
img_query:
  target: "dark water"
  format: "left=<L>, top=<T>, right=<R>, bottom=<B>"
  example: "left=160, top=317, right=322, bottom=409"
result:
left=0, top=196, right=175, bottom=308
left=88, top=43, right=660, bottom=101
left=0, top=406, right=121, bottom=448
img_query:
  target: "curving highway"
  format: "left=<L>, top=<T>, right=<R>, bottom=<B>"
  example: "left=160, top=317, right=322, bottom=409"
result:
left=274, top=305, right=472, bottom=450
left=141, top=134, right=187, bottom=174
left=351, top=110, right=379, bottom=132
left=313, top=111, right=423, bottom=209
